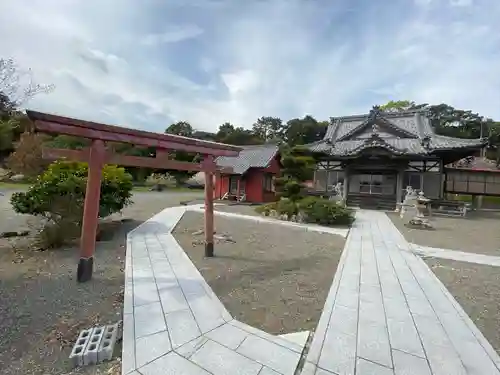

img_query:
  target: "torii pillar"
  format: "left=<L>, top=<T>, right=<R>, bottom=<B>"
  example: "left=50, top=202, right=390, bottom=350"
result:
left=78, top=139, right=106, bottom=282
left=203, top=155, right=215, bottom=257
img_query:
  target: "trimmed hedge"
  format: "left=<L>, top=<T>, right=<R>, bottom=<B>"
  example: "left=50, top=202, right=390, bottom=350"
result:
left=256, top=196, right=354, bottom=226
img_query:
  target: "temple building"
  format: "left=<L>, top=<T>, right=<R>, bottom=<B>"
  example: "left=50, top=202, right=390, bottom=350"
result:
left=306, top=107, right=487, bottom=210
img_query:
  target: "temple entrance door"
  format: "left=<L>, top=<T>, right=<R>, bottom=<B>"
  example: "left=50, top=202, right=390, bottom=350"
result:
left=350, top=173, right=396, bottom=195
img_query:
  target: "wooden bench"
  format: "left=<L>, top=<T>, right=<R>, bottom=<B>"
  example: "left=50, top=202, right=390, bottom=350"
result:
left=429, top=199, right=469, bottom=217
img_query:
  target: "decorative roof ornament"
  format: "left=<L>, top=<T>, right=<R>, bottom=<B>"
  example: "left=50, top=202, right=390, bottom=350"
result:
left=372, top=123, right=379, bottom=134
left=420, top=135, right=431, bottom=150
left=368, top=106, right=381, bottom=122
left=345, top=131, right=407, bottom=156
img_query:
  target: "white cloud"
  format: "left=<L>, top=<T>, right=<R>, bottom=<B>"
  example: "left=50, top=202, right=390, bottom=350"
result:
left=141, top=25, right=204, bottom=46
left=0, top=0, right=499, bottom=133
left=449, top=0, right=473, bottom=6
left=221, top=70, right=259, bottom=95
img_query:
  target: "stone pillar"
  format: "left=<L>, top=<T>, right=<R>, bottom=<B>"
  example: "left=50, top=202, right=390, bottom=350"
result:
left=477, top=195, right=483, bottom=209
left=78, top=139, right=106, bottom=282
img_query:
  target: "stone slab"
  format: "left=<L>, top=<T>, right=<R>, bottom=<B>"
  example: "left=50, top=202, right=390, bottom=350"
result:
left=190, top=339, right=262, bottom=375
left=237, top=334, right=301, bottom=375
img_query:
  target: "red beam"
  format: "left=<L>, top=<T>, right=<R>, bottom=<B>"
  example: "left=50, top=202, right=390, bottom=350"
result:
left=42, top=148, right=234, bottom=173
left=27, top=110, right=241, bottom=156
left=36, top=121, right=240, bottom=157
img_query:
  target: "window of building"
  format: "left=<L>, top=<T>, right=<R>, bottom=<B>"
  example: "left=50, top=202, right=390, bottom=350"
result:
left=314, top=170, right=327, bottom=190
left=403, top=172, right=423, bottom=191
left=263, top=174, right=274, bottom=192
left=229, top=176, right=239, bottom=194
left=325, top=171, right=344, bottom=192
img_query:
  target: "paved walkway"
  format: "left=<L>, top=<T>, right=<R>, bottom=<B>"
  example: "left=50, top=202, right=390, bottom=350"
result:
left=122, top=207, right=500, bottom=375
left=303, top=210, right=500, bottom=375
left=122, top=205, right=317, bottom=375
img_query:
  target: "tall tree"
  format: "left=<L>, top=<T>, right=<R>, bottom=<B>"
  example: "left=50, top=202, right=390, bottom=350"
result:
left=165, top=121, right=193, bottom=137
left=284, top=115, right=328, bottom=146
left=216, top=122, right=235, bottom=140
left=164, top=121, right=197, bottom=184
left=378, top=100, right=489, bottom=140
left=252, top=116, right=284, bottom=142
left=378, top=100, right=426, bottom=112
left=216, top=122, right=264, bottom=145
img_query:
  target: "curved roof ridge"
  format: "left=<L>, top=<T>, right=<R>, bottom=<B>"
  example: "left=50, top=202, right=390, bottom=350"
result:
left=331, top=108, right=427, bottom=122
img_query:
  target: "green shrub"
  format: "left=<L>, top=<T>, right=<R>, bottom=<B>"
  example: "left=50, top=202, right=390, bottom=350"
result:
left=298, top=196, right=354, bottom=226
left=11, top=161, right=133, bottom=220
left=254, top=203, right=274, bottom=215
left=255, top=199, right=298, bottom=217
left=256, top=196, right=354, bottom=226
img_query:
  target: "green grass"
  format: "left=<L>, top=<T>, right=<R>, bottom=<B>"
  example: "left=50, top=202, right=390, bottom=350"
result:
left=0, top=181, right=31, bottom=190
left=447, top=194, right=500, bottom=205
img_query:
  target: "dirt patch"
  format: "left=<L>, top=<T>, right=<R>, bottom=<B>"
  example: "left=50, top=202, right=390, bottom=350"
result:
left=172, top=211, right=345, bottom=335
left=0, top=191, right=203, bottom=375
left=387, top=211, right=500, bottom=256
left=424, top=257, right=500, bottom=355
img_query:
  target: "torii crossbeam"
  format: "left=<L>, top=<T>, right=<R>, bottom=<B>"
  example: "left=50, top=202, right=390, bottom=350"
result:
left=26, top=110, right=242, bottom=282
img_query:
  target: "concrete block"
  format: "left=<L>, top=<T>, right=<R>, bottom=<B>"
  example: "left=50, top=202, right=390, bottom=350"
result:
left=83, top=326, right=105, bottom=365
left=97, top=323, right=118, bottom=363
left=69, top=327, right=93, bottom=367
left=116, top=320, right=123, bottom=341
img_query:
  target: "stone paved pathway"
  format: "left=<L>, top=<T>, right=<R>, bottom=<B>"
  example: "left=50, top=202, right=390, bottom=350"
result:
left=123, top=205, right=312, bottom=375
left=123, top=207, right=500, bottom=375
left=303, top=210, right=500, bottom=375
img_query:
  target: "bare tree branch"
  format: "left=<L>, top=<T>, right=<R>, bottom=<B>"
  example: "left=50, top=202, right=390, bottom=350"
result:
left=0, top=58, right=54, bottom=109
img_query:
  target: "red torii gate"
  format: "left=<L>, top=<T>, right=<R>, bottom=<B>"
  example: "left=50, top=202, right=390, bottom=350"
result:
left=25, top=110, right=242, bottom=282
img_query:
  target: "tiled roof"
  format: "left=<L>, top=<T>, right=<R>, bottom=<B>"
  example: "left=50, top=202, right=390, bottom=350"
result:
left=215, top=144, right=280, bottom=174
left=307, top=107, right=486, bottom=157
left=446, top=157, right=500, bottom=172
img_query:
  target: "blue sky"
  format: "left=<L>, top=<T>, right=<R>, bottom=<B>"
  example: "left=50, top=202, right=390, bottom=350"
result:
left=0, top=0, right=499, bottom=133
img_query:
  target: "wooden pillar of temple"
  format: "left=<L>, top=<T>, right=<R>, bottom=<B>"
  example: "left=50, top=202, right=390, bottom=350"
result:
left=217, top=173, right=222, bottom=199
left=396, top=169, right=405, bottom=205
left=343, top=167, right=350, bottom=202
left=236, top=178, right=241, bottom=201
left=78, top=139, right=106, bottom=282
left=204, top=155, right=215, bottom=257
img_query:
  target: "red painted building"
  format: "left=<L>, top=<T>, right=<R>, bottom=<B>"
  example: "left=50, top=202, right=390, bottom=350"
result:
left=214, top=144, right=281, bottom=203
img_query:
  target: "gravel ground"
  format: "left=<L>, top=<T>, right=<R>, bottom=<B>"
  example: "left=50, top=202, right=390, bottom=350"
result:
left=0, top=191, right=203, bottom=375
left=172, top=211, right=346, bottom=335
left=424, top=257, right=500, bottom=355
left=387, top=211, right=500, bottom=256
